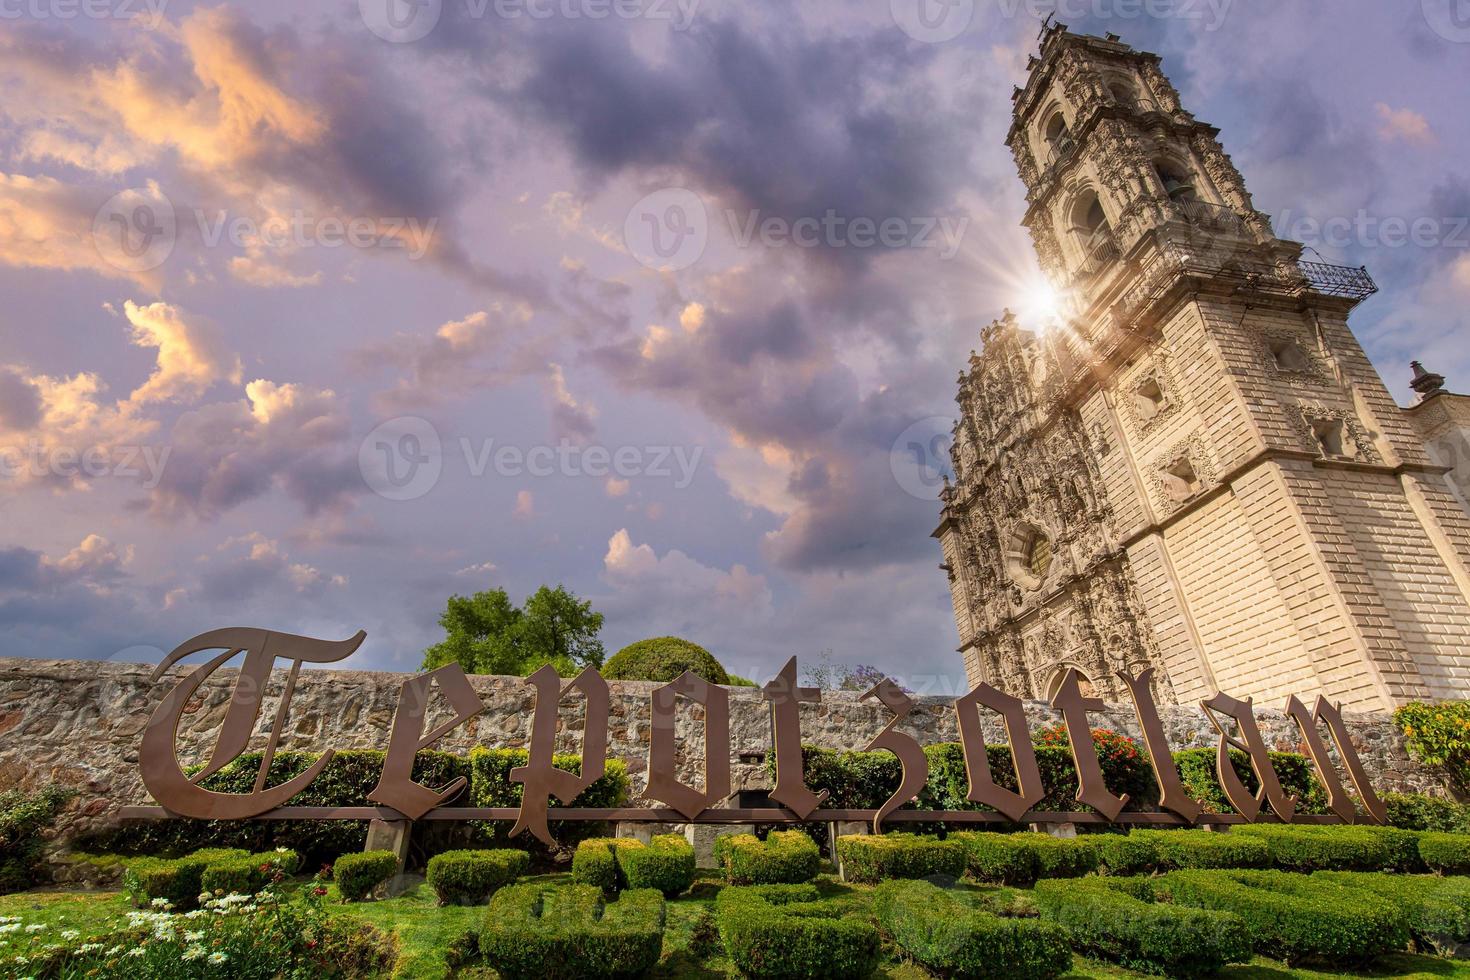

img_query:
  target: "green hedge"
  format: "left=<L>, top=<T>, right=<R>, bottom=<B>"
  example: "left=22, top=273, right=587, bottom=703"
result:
left=713, top=831, right=822, bottom=885
left=468, top=748, right=630, bottom=849
left=716, top=884, right=880, bottom=980
left=426, top=849, right=529, bottom=905
left=874, top=879, right=1071, bottom=979
left=1234, top=823, right=1423, bottom=872
left=835, top=833, right=966, bottom=884
left=0, top=787, right=74, bottom=894
left=481, top=883, right=665, bottom=980
left=1081, top=833, right=1157, bottom=875
left=1418, top=831, right=1470, bottom=873
left=1033, top=876, right=1251, bottom=978
left=949, top=832, right=1097, bottom=884
left=122, top=848, right=251, bottom=908
left=1163, top=868, right=1408, bottom=964
left=1316, top=871, right=1470, bottom=955
left=1130, top=829, right=1270, bottom=870
left=601, top=636, right=731, bottom=684
left=1172, top=748, right=1328, bottom=816
left=333, top=850, right=399, bottom=902
left=199, top=849, right=301, bottom=896
left=571, top=835, right=694, bottom=896
left=1383, top=791, right=1470, bottom=832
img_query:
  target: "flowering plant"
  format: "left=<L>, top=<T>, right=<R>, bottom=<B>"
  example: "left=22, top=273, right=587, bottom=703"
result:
left=1394, top=701, right=1470, bottom=794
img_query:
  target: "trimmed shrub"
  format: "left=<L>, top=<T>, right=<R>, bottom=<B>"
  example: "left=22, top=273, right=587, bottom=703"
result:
left=481, top=883, right=666, bottom=980
left=1081, top=832, right=1157, bottom=876
left=1131, top=828, right=1270, bottom=869
left=1163, top=868, right=1409, bottom=964
left=602, top=636, right=731, bottom=684
left=469, top=748, right=629, bottom=849
left=950, top=831, right=1039, bottom=884
left=426, top=849, right=529, bottom=905
left=1316, top=871, right=1470, bottom=955
left=334, top=850, right=399, bottom=901
left=1419, top=831, right=1470, bottom=873
left=199, top=848, right=302, bottom=895
left=835, top=833, right=965, bottom=884
left=1029, top=833, right=1100, bottom=878
left=123, top=848, right=251, bottom=908
left=1233, top=823, right=1397, bottom=872
left=1384, top=791, right=1470, bottom=832
left=572, top=835, right=694, bottom=896
left=0, top=786, right=74, bottom=894
left=1034, top=876, right=1251, bottom=978
left=716, top=884, right=881, bottom=980
left=874, top=879, right=1071, bottom=979
left=1173, top=747, right=1328, bottom=816
left=714, top=830, right=822, bottom=885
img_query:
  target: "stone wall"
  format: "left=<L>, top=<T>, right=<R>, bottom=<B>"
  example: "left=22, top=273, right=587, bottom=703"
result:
left=0, top=657, right=1449, bottom=847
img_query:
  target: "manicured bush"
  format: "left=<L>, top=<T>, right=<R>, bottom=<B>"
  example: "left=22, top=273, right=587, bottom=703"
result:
left=1316, top=871, right=1470, bottom=955
left=716, top=884, right=881, bottom=980
left=1034, top=876, right=1251, bottom=977
left=333, top=850, right=399, bottom=901
left=0, top=786, right=74, bottom=894
left=714, top=830, right=823, bottom=885
left=469, top=747, right=629, bottom=849
left=1233, top=823, right=1398, bottom=871
left=950, top=831, right=1039, bottom=884
left=426, top=849, right=529, bottom=905
left=1131, top=828, right=1270, bottom=869
left=874, top=879, right=1072, bottom=979
left=199, top=848, right=302, bottom=895
left=1163, top=868, right=1409, bottom=964
left=572, top=835, right=695, bottom=896
left=123, top=847, right=251, bottom=908
left=1418, top=831, right=1470, bottom=873
left=481, top=883, right=666, bottom=980
left=835, top=833, right=966, bottom=884
left=1383, top=791, right=1470, bottom=832
left=1080, top=832, right=1158, bottom=875
left=1172, top=747, right=1328, bottom=815
left=602, top=636, right=731, bottom=684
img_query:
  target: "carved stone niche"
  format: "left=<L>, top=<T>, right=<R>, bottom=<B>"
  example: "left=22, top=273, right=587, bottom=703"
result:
left=1004, top=521, right=1055, bottom=592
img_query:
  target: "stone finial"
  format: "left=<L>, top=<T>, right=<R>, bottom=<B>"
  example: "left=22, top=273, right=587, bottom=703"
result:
left=1411, top=360, right=1447, bottom=400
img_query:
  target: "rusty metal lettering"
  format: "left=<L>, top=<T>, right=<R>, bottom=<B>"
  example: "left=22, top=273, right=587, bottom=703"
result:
left=367, top=664, right=485, bottom=820
left=1201, top=691, right=1295, bottom=822
left=762, top=657, right=828, bottom=820
left=954, top=682, right=1045, bottom=823
left=863, top=678, right=928, bottom=834
left=1117, top=669, right=1201, bottom=824
left=510, top=665, right=610, bottom=846
left=1286, top=695, right=1387, bottom=826
left=1049, top=668, right=1129, bottom=821
left=647, top=671, right=731, bottom=820
left=140, top=627, right=366, bottom=820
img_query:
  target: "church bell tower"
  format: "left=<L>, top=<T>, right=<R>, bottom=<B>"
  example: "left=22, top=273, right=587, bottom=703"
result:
left=935, top=24, right=1470, bottom=710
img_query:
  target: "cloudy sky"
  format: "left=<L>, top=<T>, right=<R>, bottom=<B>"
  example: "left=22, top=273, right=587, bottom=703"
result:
left=0, top=0, right=1466, bottom=689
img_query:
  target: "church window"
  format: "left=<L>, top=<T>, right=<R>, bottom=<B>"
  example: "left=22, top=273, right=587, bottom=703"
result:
left=1025, top=532, right=1053, bottom=579
left=1133, top=376, right=1169, bottom=421
left=1269, top=339, right=1311, bottom=373
left=1155, top=162, right=1196, bottom=203
left=1161, top=457, right=1203, bottom=501
left=1311, top=417, right=1358, bottom=459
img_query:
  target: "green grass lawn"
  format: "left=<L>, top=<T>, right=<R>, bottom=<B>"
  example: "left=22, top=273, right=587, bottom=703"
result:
left=4, top=873, right=1470, bottom=980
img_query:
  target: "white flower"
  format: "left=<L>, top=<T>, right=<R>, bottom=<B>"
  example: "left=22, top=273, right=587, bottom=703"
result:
left=208, top=951, right=228, bottom=964
left=106, top=945, right=122, bottom=956
left=126, top=948, right=146, bottom=958
left=182, top=945, right=206, bottom=962
left=150, top=898, right=172, bottom=909
left=77, top=943, right=102, bottom=953
left=197, top=893, right=211, bottom=904
left=0, top=924, right=20, bottom=935
left=23, top=925, right=44, bottom=934
left=60, top=930, right=79, bottom=941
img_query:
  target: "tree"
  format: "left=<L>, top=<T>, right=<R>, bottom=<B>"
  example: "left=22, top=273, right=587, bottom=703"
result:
left=603, top=637, right=730, bottom=685
left=421, top=584, right=604, bottom=676
left=800, top=650, right=891, bottom=692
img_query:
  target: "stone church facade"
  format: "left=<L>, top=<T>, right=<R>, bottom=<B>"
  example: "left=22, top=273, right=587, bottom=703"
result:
left=934, top=25, right=1470, bottom=712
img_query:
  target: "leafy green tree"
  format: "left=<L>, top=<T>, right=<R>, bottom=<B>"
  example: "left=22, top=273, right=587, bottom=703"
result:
left=421, top=584, right=604, bottom=676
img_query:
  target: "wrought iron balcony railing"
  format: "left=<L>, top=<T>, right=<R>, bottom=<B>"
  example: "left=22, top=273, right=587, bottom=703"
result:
left=1075, top=232, right=1119, bottom=281
left=1173, top=198, right=1249, bottom=235
left=1297, top=261, right=1378, bottom=300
